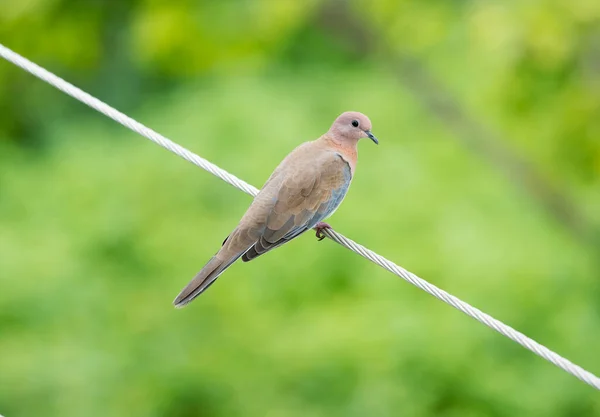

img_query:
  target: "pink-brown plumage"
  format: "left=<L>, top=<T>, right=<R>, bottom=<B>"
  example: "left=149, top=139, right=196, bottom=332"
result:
left=173, top=111, right=378, bottom=307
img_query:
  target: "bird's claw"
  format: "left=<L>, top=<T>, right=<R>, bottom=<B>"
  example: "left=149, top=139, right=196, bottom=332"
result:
left=314, top=222, right=332, bottom=241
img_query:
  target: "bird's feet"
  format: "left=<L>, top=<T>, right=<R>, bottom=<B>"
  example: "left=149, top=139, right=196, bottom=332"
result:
left=314, top=222, right=332, bottom=241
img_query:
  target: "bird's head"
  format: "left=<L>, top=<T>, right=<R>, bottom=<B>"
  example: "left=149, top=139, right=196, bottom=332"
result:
left=328, top=111, right=378, bottom=145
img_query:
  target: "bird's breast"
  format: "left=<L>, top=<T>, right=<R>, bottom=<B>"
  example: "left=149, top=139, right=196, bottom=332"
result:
left=320, top=154, right=352, bottom=220
left=329, top=143, right=357, bottom=175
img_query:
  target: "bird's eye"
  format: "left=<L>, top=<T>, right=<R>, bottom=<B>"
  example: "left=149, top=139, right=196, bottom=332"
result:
left=351, top=120, right=359, bottom=127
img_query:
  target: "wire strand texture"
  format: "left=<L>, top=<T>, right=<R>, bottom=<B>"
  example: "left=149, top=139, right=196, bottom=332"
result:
left=1, top=43, right=598, bottom=391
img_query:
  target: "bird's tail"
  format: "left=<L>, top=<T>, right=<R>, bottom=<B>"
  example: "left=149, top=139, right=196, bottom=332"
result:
left=173, top=252, right=243, bottom=308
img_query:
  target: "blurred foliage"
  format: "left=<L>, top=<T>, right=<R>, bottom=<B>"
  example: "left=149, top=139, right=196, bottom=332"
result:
left=1, top=0, right=600, bottom=416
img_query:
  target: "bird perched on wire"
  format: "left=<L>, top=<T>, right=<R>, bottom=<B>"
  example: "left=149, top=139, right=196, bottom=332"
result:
left=173, top=111, right=378, bottom=307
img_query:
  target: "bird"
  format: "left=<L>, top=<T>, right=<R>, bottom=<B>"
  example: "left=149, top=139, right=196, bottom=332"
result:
left=173, top=111, right=378, bottom=307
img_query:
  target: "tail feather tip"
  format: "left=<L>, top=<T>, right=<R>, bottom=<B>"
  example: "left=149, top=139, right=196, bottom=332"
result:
left=173, top=298, right=187, bottom=309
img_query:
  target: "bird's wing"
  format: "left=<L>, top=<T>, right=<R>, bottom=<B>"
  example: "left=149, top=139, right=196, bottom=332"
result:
left=242, top=151, right=351, bottom=262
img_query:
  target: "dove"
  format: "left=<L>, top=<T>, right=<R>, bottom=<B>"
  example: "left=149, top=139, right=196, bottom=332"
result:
left=173, top=111, right=378, bottom=307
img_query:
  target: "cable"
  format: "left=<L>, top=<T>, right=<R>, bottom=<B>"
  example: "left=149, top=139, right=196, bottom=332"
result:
left=1, top=43, right=598, bottom=390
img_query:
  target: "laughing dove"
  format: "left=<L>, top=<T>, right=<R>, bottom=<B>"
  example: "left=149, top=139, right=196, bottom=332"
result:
left=173, top=111, right=378, bottom=307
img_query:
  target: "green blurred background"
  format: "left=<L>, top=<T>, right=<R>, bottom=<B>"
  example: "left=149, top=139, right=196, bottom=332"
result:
left=1, top=0, right=600, bottom=416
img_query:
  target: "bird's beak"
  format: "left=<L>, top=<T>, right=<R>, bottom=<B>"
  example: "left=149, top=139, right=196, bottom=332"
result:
left=365, top=130, right=378, bottom=145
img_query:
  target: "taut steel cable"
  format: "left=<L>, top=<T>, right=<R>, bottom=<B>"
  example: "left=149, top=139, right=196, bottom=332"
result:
left=1, top=43, right=598, bottom=390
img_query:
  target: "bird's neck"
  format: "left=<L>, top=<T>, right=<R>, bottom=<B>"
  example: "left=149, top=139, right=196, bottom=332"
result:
left=320, top=134, right=358, bottom=174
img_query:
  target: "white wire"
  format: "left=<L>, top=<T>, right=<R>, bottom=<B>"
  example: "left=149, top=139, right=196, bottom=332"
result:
left=1, top=43, right=598, bottom=391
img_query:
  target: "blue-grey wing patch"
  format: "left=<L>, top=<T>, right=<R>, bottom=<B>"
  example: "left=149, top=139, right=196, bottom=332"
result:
left=242, top=155, right=352, bottom=262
